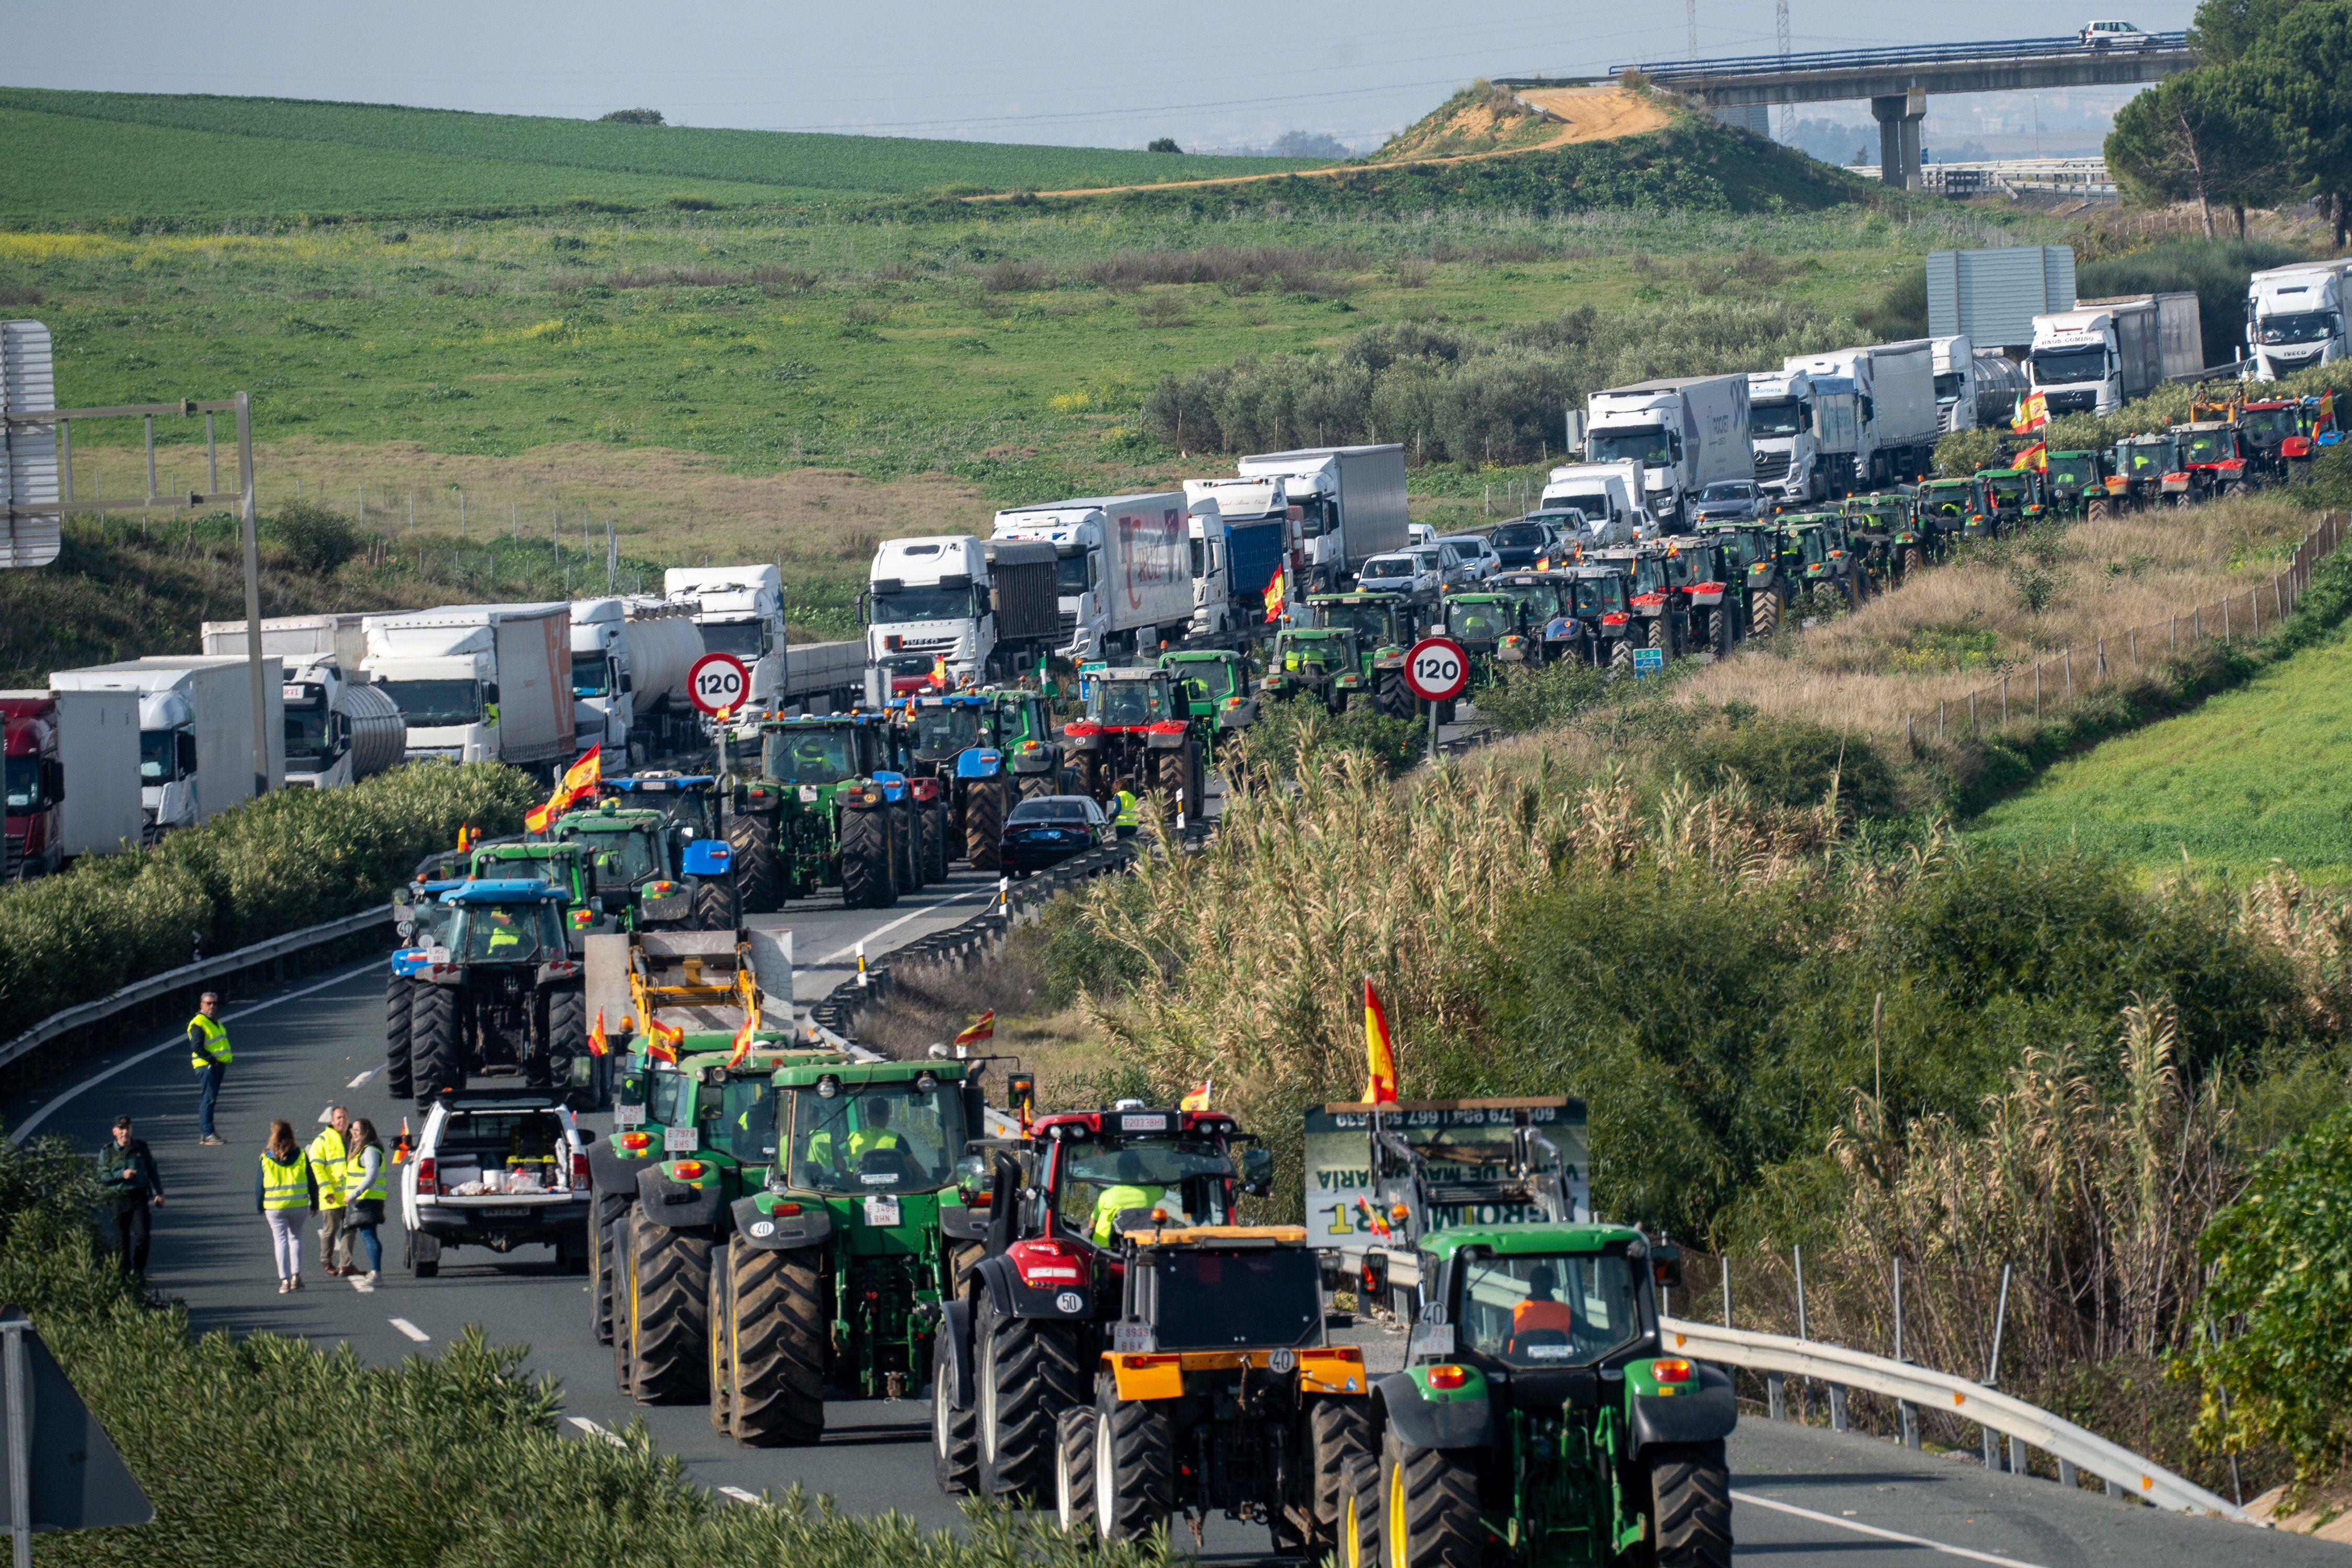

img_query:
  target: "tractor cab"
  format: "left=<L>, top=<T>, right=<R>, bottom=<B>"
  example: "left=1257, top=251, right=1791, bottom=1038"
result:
left=2112, top=433, right=2186, bottom=506
left=1261, top=627, right=1367, bottom=713
left=894, top=693, right=993, bottom=766
left=1976, top=466, right=2046, bottom=525
left=1915, top=477, right=1986, bottom=536
left=1158, top=649, right=1258, bottom=735
left=1441, top=593, right=1525, bottom=661
left=2045, top=450, right=2110, bottom=516
left=1305, top=593, right=1418, bottom=651
left=2172, top=420, right=2249, bottom=501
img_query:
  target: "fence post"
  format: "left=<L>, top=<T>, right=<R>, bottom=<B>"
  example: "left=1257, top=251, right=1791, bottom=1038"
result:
left=1905, top=712, right=1914, bottom=746
left=2065, top=647, right=2073, bottom=699
left=1894, top=1257, right=1920, bottom=1449
left=2129, top=627, right=2138, bottom=667
left=2001, top=674, right=2009, bottom=724
left=1937, top=702, right=1946, bottom=741
left=2171, top=614, right=2177, bottom=649
left=2194, top=606, right=2201, bottom=641
left=2096, top=636, right=2105, bottom=678
left=2223, top=595, right=2231, bottom=642
left=1969, top=689, right=1977, bottom=732
left=2034, top=661, right=2042, bottom=716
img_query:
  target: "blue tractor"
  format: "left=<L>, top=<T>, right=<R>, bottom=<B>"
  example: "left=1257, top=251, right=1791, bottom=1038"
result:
left=395, top=879, right=587, bottom=1111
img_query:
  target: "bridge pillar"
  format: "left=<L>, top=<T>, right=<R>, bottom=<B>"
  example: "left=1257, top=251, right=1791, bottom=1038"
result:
left=1871, top=88, right=1927, bottom=190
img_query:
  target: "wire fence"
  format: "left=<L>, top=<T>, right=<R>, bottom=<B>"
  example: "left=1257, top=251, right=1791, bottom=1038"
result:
left=1897, top=510, right=2347, bottom=746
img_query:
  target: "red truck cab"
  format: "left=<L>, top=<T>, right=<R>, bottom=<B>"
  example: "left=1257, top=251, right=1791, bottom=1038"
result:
left=0, top=697, right=66, bottom=879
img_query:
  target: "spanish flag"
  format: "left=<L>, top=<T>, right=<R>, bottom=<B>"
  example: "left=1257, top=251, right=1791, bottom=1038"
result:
left=1180, top=1080, right=1213, bottom=1111
left=929, top=654, right=950, bottom=691
left=725, top=1014, right=755, bottom=1069
left=557, top=744, right=602, bottom=811
left=2013, top=440, right=2047, bottom=474
left=587, top=1007, right=609, bottom=1059
left=1262, top=566, right=1286, bottom=624
left=954, top=1009, right=996, bottom=1048
left=2011, top=391, right=2048, bottom=434
left=1363, top=978, right=1399, bottom=1104
left=647, top=1017, right=683, bottom=1066
left=524, top=799, right=554, bottom=835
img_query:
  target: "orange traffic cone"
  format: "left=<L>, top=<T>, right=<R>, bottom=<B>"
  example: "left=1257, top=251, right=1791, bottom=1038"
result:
left=391, top=1120, right=413, bottom=1165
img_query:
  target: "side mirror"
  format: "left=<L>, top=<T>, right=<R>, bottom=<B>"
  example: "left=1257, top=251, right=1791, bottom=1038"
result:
left=1239, top=1146, right=1273, bottom=1198
left=176, top=731, right=199, bottom=774
left=1648, top=1240, right=1683, bottom=1292
left=483, top=683, right=500, bottom=706
left=619, top=671, right=634, bottom=693
left=40, top=758, right=64, bottom=805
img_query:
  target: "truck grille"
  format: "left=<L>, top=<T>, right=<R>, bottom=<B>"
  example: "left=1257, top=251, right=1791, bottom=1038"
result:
left=1057, top=612, right=1078, bottom=642
left=2046, top=389, right=2099, bottom=414
left=1754, top=451, right=1791, bottom=480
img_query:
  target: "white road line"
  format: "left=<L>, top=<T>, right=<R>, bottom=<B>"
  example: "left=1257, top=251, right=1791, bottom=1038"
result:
left=388, top=1317, right=430, bottom=1343
left=718, top=1486, right=763, bottom=1505
left=816, top=883, right=998, bottom=964
left=1733, top=1490, right=2050, bottom=1568
left=346, top=1068, right=378, bottom=1089
left=567, top=1415, right=626, bottom=1448
left=10, top=960, right=382, bottom=1144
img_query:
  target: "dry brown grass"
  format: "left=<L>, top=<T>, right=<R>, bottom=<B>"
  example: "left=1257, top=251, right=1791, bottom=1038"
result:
left=1689, top=490, right=2323, bottom=734
left=850, top=925, right=1121, bottom=1106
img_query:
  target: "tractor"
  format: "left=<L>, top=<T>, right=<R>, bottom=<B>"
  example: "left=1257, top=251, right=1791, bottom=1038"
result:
left=1777, top=513, right=1867, bottom=609
left=2111, top=432, right=2189, bottom=512
left=1439, top=591, right=1530, bottom=689
left=2238, top=398, right=2309, bottom=485
left=982, top=686, right=1074, bottom=805
left=1913, top=476, right=1993, bottom=541
left=551, top=797, right=739, bottom=932
left=1587, top=547, right=1689, bottom=658
left=1301, top=594, right=1423, bottom=720
left=1159, top=649, right=1260, bottom=750
left=1700, top=522, right=1792, bottom=638
left=1659, top=537, right=1738, bottom=656
left=1261, top=625, right=1370, bottom=717
left=1558, top=564, right=1641, bottom=670
left=2045, top=450, right=2115, bottom=520
left=1482, top=572, right=1581, bottom=668
left=1068, top=667, right=1206, bottom=819
left=393, top=879, right=587, bottom=1110
left=1974, top=466, right=2046, bottom=531
left=729, top=713, right=921, bottom=912
left=1840, top=492, right=1913, bottom=583
left=2172, top=419, right=2251, bottom=505
left=890, top=691, right=1008, bottom=874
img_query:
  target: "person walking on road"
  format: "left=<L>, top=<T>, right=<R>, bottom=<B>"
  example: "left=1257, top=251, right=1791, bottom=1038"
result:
left=341, top=1119, right=386, bottom=1293
left=96, top=1116, right=163, bottom=1275
left=187, top=991, right=231, bottom=1146
left=307, top=1107, right=351, bottom=1276
left=256, top=1120, right=315, bottom=1294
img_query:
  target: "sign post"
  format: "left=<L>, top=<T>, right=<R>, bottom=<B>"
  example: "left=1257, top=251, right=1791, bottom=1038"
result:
left=1402, top=636, right=1470, bottom=763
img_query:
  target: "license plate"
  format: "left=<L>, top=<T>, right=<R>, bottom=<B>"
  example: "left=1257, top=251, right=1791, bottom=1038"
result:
left=863, top=1196, right=902, bottom=1226
left=799, top=786, right=820, bottom=803
left=662, top=1127, right=699, bottom=1153
left=1120, top=1113, right=1171, bottom=1133
left=1112, top=1322, right=1153, bottom=1354
left=613, top=1105, right=645, bottom=1127
left=481, top=1206, right=531, bottom=1219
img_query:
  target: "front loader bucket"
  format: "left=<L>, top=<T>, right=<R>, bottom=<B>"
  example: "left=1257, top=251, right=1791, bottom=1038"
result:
left=628, top=928, right=793, bottom=1034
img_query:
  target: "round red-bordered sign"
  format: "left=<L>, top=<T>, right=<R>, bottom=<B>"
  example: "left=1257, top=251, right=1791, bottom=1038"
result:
left=688, top=651, right=752, bottom=717
left=1403, top=637, right=1470, bottom=702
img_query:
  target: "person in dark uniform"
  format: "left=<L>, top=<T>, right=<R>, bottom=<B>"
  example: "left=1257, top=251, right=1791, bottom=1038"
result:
left=96, top=1115, right=164, bottom=1274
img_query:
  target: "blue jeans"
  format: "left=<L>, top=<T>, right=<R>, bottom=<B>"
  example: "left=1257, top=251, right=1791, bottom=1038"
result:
left=195, top=1064, right=224, bottom=1139
left=348, top=1222, right=382, bottom=1274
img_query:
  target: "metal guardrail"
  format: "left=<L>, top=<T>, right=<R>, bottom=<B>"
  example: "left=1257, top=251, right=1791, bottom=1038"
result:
left=0, top=904, right=392, bottom=1071
left=1613, top=32, right=2189, bottom=83
left=1658, top=1317, right=2250, bottom=1521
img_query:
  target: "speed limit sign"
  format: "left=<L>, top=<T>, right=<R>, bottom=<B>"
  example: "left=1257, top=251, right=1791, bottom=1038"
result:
left=688, top=651, right=752, bottom=717
left=1403, top=637, right=1470, bottom=703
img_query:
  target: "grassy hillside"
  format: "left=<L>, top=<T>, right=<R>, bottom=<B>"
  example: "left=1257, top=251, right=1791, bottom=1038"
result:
left=0, top=88, right=1324, bottom=226
left=1968, top=621, right=2352, bottom=884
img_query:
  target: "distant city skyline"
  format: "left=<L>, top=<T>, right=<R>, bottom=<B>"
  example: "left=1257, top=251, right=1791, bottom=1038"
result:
left=5, top=1, right=2200, bottom=153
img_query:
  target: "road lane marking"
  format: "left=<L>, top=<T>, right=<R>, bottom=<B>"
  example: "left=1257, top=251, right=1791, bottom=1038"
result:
left=718, top=1486, right=763, bottom=1505
left=567, top=1415, right=626, bottom=1448
left=1733, top=1491, right=2049, bottom=1568
left=10, top=960, right=382, bottom=1144
left=816, top=883, right=999, bottom=964
left=347, top=1068, right=377, bottom=1089
left=388, top=1318, right=430, bottom=1342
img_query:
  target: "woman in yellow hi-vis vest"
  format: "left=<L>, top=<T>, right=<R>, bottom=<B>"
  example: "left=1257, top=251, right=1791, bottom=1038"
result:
left=256, top=1120, right=316, bottom=1294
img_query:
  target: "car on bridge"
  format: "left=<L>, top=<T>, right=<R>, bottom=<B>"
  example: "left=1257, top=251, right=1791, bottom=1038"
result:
left=2080, top=19, right=2148, bottom=47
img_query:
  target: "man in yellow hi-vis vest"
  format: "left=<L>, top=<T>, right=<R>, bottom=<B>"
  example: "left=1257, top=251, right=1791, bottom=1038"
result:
left=1112, top=779, right=1140, bottom=840
left=307, top=1108, right=352, bottom=1276
left=187, top=991, right=231, bottom=1146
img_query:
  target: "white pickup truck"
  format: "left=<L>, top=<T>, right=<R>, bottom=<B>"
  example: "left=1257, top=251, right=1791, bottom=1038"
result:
left=400, top=1089, right=594, bottom=1277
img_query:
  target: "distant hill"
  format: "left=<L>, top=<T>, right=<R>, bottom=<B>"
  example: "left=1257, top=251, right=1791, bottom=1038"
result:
left=0, top=87, right=1325, bottom=227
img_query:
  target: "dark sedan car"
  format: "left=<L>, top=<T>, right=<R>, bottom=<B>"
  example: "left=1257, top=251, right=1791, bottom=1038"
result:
left=999, top=794, right=1114, bottom=877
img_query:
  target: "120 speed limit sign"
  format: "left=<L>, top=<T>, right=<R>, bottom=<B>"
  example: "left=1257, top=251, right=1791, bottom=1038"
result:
left=688, top=652, right=752, bottom=717
left=1403, top=637, right=1470, bottom=702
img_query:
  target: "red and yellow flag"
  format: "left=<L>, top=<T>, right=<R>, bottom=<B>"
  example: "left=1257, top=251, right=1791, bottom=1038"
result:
left=558, top=744, right=602, bottom=810
left=1363, top=978, right=1399, bottom=1105
left=587, top=1007, right=609, bottom=1059
left=524, top=799, right=554, bottom=835
left=646, top=1017, right=683, bottom=1066
left=1262, top=566, right=1286, bottom=624
left=929, top=654, right=950, bottom=691
left=455, top=824, right=472, bottom=851
left=2011, top=391, right=2048, bottom=434
left=725, top=1014, right=755, bottom=1069
left=1180, top=1080, right=1213, bottom=1111
left=953, top=1009, right=996, bottom=1048
left=2013, top=440, right=2048, bottom=473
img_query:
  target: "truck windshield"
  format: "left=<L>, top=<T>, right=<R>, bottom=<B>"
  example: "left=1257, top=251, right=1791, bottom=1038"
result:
left=1090, top=682, right=1174, bottom=726
left=4, top=757, right=37, bottom=811
left=379, top=679, right=482, bottom=728
left=284, top=704, right=330, bottom=767
left=1748, top=400, right=1805, bottom=439
left=698, top=621, right=764, bottom=658
left=2259, top=310, right=2338, bottom=345
left=1934, top=373, right=1966, bottom=405
left=568, top=823, right=664, bottom=891
left=1148, top=1247, right=1323, bottom=1351
left=572, top=651, right=612, bottom=697
left=1055, top=552, right=1092, bottom=596
left=139, top=728, right=186, bottom=783
left=786, top=1079, right=968, bottom=1194
left=1455, top=1251, right=1643, bottom=1367
left=702, top=1077, right=779, bottom=1166
left=455, top=903, right=560, bottom=963
left=762, top=728, right=860, bottom=785
left=869, top=585, right=976, bottom=624
left=1587, top=428, right=1671, bottom=467
left=2032, top=346, right=2108, bottom=385
left=909, top=707, right=983, bottom=755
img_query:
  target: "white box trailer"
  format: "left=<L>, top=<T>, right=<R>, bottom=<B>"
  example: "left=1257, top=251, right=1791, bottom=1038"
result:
left=1235, top=444, right=1410, bottom=593
left=991, top=491, right=1196, bottom=661
left=1781, top=341, right=1940, bottom=489
left=50, top=658, right=284, bottom=832
left=7, top=689, right=143, bottom=859
left=1585, top=375, right=1751, bottom=531
left=362, top=603, right=574, bottom=770
left=201, top=613, right=370, bottom=674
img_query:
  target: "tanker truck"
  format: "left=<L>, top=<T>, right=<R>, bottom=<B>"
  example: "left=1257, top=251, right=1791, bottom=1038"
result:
left=200, top=615, right=403, bottom=789
left=569, top=597, right=704, bottom=763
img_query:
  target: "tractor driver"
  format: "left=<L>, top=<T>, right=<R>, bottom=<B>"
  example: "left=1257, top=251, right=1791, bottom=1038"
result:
left=802, top=1094, right=902, bottom=1177
left=471, top=906, right=532, bottom=961
left=1506, top=1264, right=1576, bottom=1358
left=1089, top=1148, right=1174, bottom=1245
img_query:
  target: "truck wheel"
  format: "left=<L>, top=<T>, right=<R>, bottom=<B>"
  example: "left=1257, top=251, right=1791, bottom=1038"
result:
left=625, top=1210, right=710, bottom=1404
left=1054, top=1406, right=1096, bottom=1538
left=1310, top=1397, right=1372, bottom=1529
left=410, top=984, right=462, bottom=1109
left=977, top=1298, right=1087, bottom=1501
left=727, top=1237, right=826, bottom=1447
left=926, top=804, right=951, bottom=883
left=839, top=808, right=895, bottom=910
left=965, top=778, right=1009, bottom=871
left=543, top=987, right=586, bottom=1094
left=1751, top=592, right=1780, bottom=638
left=1376, top=670, right=1413, bottom=720
left=1093, top=1384, right=1174, bottom=1543
left=1341, top=1455, right=1380, bottom=1568
left=689, top=875, right=737, bottom=932
left=385, top=975, right=414, bottom=1100
left=729, top=813, right=780, bottom=915
left=1377, top=1433, right=1481, bottom=1568
left=1646, top=1439, right=1734, bottom=1568
left=933, top=1324, right=979, bottom=1495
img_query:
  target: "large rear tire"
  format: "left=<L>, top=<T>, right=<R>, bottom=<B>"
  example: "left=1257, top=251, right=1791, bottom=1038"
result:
left=1054, top=1406, right=1096, bottom=1538
left=1341, top=1455, right=1380, bottom=1568
left=589, top=1192, right=631, bottom=1346
left=965, top=778, right=1009, bottom=871
left=977, top=1298, right=1087, bottom=1501
left=891, top=803, right=920, bottom=894
left=1093, top=1385, right=1174, bottom=1544
left=1377, top=1432, right=1481, bottom=1568
left=727, top=1238, right=826, bottom=1447
left=707, top=1246, right=735, bottom=1437
left=410, top=983, right=462, bottom=1109
left=925, top=803, right=951, bottom=883
left=1310, top=1396, right=1373, bottom=1531
left=625, top=1211, right=710, bottom=1405
left=729, top=813, right=780, bottom=915
left=1609, top=639, right=1634, bottom=674
left=933, top=1324, right=979, bottom=1495
left=1017, top=773, right=1058, bottom=804
left=1647, top=1439, right=1734, bottom=1568
left=385, top=975, right=414, bottom=1100
left=543, top=987, right=586, bottom=1100
left=1375, top=670, right=1413, bottom=720
left=609, top=1217, right=635, bottom=1392
left=839, top=808, right=895, bottom=909
left=689, top=875, right=737, bottom=932
left=1751, top=591, right=1780, bottom=639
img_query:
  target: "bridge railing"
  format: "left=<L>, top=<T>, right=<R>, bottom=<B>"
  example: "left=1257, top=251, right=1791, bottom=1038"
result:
left=1613, top=31, right=2188, bottom=83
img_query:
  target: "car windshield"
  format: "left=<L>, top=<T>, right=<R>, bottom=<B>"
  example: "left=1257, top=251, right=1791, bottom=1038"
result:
left=1448, top=602, right=1515, bottom=641
left=572, top=651, right=612, bottom=698
left=566, top=822, right=664, bottom=891
left=908, top=706, right=983, bottom=755
left=1573, top=577, right=1628, bottom=613
left=1090, top=681, right=1174, bottom=726
left=284, top=704, right=330, bottom=766
left=1490, top=523, right=1549, bottom=549
left=1455, top=1251, right=1643, bottom=1367
left=1548, top=492, right=1609, bottom=523
left=1009, top=797, right=1093, bottom=823
left=1749, top=399, right=1805, bottom=438
left=1147, top=1246, right=1324, bottom=1351
left=2260, top=310, right=2337, bottom=346
left=1700, top=481, right=1759, bottom=502
left=786, top=1079, right=968, bottom=1194
left=455, top=902, right=560, bottom=963
left=3, top=757, right=36, bottom=811
left=762, top=728, right=860, bottom=785
left=868, top=584, right=977, bottom=624
left=701, top=1075, right=780, bottom=1166
left=1362, top=558, right=1416, bottom=580
left=379, top=678, right=482, bottom=728
left=1588, top=428, right=1671, bottom=467
left=2033, top=346, right=2108, bottom=385
left=697, top=620, right=764, bottom=658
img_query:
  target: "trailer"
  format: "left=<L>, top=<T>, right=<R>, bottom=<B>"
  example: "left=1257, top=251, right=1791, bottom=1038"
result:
left=569, top=597, right=704, bottom=763
left=50, top=658, right=284, bottom=833
left=1780, top=340, right=1940, bottom=490
left=2032, top=293, right=2204, bottom=417
left=990, top=491, right=1196, bottom=662
left=1584, top=376, right=1751, bottom=531
left=200, top=617, right=403, bottom=789
left=1235, top=444, right=1410, bottom=596
left=1182, top=477, right=1295, bottom=639
left=362, top=603, right=574, bottom=771
left=776, top=639, right=867, bottom=713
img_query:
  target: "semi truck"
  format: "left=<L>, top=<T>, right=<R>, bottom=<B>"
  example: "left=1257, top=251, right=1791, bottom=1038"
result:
left=1539, top=458, right=1653, bottom=538
left=1931, top=336, right=2030, bottom=433
left=199, top=615, right=403, bottom=789
left=1584, top=375, right=1751, bottom=531
left=864, top=535, right=1059, bottom=688
left=1780, top=340, right=1941, bottom=491
left=50, top=658, right=285, bottom=834
left=775, top=640, right=868, bottom=714
left=2030, top=293, right=2204, bottom=417
left=1234, top=444, right=1410, bottom=597
left=1181, top=476, right=1295, bottom=639
left=362, top=603, right=575, bottom=771
left=663, top=567, right=788, bottom=708
left=0, top=690, right=142, bottom=874
left=989, top=491, right=1196, bottom=662
left=1745, top=367, right=1826, bottom=502
left=568, top=597, right=704, bottom=763
left=2244, top=260, right=2352, bottom=382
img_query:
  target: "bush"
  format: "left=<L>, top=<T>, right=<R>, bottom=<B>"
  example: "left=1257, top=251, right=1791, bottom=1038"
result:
left=1238, top=697, right=1424, bottom=780
left=1145, top=137, right=1181, bottom=154
left=598, top=107, right=664, bottom=125
left=263, top=499, right=359, bottom=574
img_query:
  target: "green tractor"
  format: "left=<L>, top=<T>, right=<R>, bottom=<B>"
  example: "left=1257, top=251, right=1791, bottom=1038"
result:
left=728, top=713, right=921, bottom=912
left=1779, top=512, right=1867, bottom=608
left=1159, top=648, right=1259, bottom=750
left=1700, top=522, right=1792, bottom=638
left=889, top=691, right=1013, bottom=873
left=1914, top=476, right=1993, bottom=542
left=1261, top=625, right=1369, bottom=716
left=1302, top=593, right=1422, bottom=719
left=465, top=839, right=599, bottom=940
left=552, top=797, right=739, bottom=932
left=982, top=686, right=1072, bottom=805
left=1974, top=466, right=2046, bottom=531
left=1439, top=592, right=1529, bottom=690
left=2046, top=449, right=2116, bottom=520
left=1840, top=492, right=1913, bottom=584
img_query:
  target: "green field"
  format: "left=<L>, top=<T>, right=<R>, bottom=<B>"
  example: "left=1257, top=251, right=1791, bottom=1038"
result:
left=1968, top=625, right=2352, bottom=884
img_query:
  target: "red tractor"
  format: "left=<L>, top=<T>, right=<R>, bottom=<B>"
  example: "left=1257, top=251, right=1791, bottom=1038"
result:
left=1064, top=667, right=1205, bottom=821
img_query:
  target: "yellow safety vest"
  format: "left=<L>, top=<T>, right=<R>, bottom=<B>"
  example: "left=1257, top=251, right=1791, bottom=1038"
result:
left=259, top=1151, right=312, bottom=1212
left=344, top=1147, right=387, bottom=1206
left=1090, top=1183, right=1166, bottom=1245
left=188, top=1012, right=232, bottom=1071
left=306, top=1129, right=349, bottom=1210
left=1114, top=791, right=1139, bottom=828
left=846, top=1127, right=901, bottom=1163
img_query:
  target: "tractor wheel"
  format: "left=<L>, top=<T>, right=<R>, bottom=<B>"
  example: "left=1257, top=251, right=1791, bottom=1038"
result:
left=1712, top=606, right=1734, bottom=658
left=1053, top=1406, right=1096, bottom=1538
left=1341, top=1455, right=1380, bottom=1568
left=725, top=1237, right=826, bottom=1446
left=1646, top=1439, right=1734, bottom=1568
left=977, top=1297, right=1087, bottom=1501
left=689, top=875, right=737, bottom=932
left=891, top=803, right=920, bottom=894
left=1376, top=670, right=1413, bottom=720
left=1093, top=1383, right=1174, bottom=1543
left=965, top=778, right=1009, bottom=870
left=1901, top=545, right=1922, bottom=580
left=624, top=1210, right=710, bottom=1405
left=409, top=983, right=462, bottom=1109
left=1376, top=1431, right=1481, bottom=1568
left=729, top=813, right=780, bottom=915
left=925, top=803, right=951, bottom=883
left=932, top=1322, right=980, bottom=1496
left=609, top=1217, right=636, bottom=1389
left=1309, top=1396, right=1372, bottom=1530
left=1018, top=773, right=1058, bottom=805
left=2087, top=497, right=2112, bottom=522
left=707, top=1246, right=735, bottom=1437
left=2174, top=492, right=2195, bottom=511
left=1073, top=753, right=1102, bottom=802
left=1751, top=591, right=1780, bottom=639
left=1647, top=615, right=1668, bottom=651
left=385, top=975, right=414, bottom=1100
left=543, top=987, right=586, bottom=1099
left=1609, top=639, right=1634, bottom=675
left=1150, top=748, right=1190, bottom=825
left=589, top=1193, right=632, bottom=1346
left=839, top=808, right=895, bottom=910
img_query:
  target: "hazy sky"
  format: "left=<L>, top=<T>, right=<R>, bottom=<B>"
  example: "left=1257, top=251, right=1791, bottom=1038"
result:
left=6, top=1, right=2202, bottom=152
